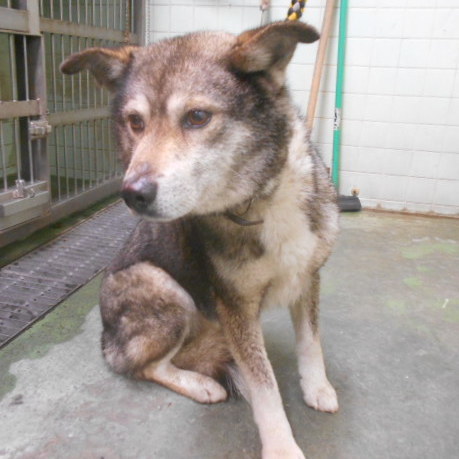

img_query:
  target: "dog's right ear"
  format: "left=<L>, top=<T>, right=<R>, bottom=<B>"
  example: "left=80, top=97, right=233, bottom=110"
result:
left=60, top=46, right=138, bottom=92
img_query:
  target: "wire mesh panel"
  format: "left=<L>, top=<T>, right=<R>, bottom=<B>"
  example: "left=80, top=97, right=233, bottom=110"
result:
left=47, top=118, right=119, bottom=201
left=40, top=1, right=135, bottom=203
left=0, top=25, right=48, bottom=232
left=0, top=1, right=142, bottom=243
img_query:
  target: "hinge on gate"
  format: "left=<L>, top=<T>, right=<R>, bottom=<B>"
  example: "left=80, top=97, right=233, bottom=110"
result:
left=29, top=118, right=52, bottom=140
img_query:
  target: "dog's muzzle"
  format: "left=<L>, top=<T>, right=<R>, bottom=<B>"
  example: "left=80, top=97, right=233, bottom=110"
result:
left=121, top=177, right=158, bottom=215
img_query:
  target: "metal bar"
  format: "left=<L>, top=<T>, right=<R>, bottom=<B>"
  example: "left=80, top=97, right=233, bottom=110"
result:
left=22, top=35, right=35, bottom=183
left=13, top=118, right=23, bottom=181
left=9, top=35, right=22, bottom=181
left=25, top=0, right=41, bottom=35
left=63, top=123, right=70, bottom=198
left=0, top=122, right=7, bottom=191
left=60, top=34, right=66, bottom=111
left=55, top=125, right=61, bottom=200
left=85, top=36, right=90, bottom=108
left=70, top=35, right=75, bottom=111
left=27, top=34, right=50, bottom=182
left=71, top=123, right=77, bottom=196
left=92, top=119, right=97, bottom=186
left=102, top=118, right=106, bottom=180
left=78, top=37, right=83, bottom=107
left=0, top=101, right=40, bottom=120
left=93, top=39, right=98, bottom=107
left=39, top=17, right=128, bottom=42
left=132, top=0, right=146, bottom=46
left=119, top=0, right=123, bottom=32
left=51, top=33, right=57, bottom=111
left=48, top=107, right=110, bottom=126
left=79, top=121, right=85, bottom=192
left=85, top=119, right=91, bottom=187
left=9, top=34, right=18, bottom=101
left=22, top=37, right=30, bottom=101
left=0, top=7, right=28, bottom=34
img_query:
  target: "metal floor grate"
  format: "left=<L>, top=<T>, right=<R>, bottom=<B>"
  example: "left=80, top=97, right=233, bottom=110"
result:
left=0, top=201, right=138, bottom=348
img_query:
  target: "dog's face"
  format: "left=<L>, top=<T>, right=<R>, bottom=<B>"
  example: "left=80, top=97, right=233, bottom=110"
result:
left=61, top=22, right=319, bottom=221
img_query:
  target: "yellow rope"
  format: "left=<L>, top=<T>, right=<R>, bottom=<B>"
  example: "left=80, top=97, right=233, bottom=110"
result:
left=286, top=0, right=307, bottom=21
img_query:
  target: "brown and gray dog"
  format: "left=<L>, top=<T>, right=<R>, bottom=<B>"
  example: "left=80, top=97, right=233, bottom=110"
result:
left=61, top=21, right=339, bottom=458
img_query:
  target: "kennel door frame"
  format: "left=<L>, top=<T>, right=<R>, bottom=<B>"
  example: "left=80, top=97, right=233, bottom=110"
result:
left=0, top=0, right=145, bottom=247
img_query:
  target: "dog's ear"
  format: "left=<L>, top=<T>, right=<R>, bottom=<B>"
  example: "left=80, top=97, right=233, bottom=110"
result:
left=60, top=46, right=138, bottom=92
left=229, top=21, right=319, bottom=87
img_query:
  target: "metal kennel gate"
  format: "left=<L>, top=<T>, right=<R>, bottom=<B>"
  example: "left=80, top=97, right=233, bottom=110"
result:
left=0, top=0, right=144, bottom=247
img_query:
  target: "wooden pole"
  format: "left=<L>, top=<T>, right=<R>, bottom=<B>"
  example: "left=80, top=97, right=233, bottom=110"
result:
left=306, top=0, right=336, bottom=131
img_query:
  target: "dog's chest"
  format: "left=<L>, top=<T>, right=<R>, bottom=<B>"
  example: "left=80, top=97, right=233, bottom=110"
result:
left=259, top=185, right=317, bottom=308
left=212, top=168, right=318, bottom=308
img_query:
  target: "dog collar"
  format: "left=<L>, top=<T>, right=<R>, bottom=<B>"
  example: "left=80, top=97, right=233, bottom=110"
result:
left=224, top=199, right=264, bottom=226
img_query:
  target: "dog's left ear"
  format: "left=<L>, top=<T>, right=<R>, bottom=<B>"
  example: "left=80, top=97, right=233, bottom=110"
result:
left=229, top=21, right=319, bottom=87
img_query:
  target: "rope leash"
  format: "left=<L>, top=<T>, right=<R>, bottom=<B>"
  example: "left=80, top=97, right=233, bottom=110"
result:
left=260, top=0, right=307, bottom=25
left=286, top=0, right=307, bottom=21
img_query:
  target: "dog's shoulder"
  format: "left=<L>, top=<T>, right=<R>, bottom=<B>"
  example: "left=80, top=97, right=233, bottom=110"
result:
left=107, top=219, right=217, bottom=316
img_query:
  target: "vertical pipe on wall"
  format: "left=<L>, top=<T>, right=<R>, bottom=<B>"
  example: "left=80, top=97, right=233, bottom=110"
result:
left=332, top=0, right=361, bottom=211
left=332, top=0, right=348, bottom=189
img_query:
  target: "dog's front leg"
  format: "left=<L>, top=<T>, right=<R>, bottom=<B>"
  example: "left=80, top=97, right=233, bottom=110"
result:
left=289, top=271, right=338, bottom=413
left=217, top=299, right=305, bottom=459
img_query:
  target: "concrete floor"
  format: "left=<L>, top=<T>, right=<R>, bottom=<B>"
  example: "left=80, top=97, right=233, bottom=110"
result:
left=1, top=211, right=458, bottom=459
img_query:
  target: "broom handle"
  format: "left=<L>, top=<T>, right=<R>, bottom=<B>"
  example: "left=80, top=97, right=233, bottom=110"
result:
left=306, top=0, right=336, bottom=131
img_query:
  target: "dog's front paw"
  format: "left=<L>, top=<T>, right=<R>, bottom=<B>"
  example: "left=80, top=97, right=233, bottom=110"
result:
left=262, top=441, right=306, bottom=459
left=302, top=378, right=338, bottom=413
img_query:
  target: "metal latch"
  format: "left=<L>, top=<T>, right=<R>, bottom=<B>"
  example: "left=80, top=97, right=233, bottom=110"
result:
left=29, top=118, right=52, bottom=139
left=12, top=179, right=37, bottom=199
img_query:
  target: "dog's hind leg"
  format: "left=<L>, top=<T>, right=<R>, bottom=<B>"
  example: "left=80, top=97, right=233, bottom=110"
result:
left=139, top=350, right=228, bottom=404
left=289, top=271, right=338, bottom=413
left=100, top=262, right=227, bottom=404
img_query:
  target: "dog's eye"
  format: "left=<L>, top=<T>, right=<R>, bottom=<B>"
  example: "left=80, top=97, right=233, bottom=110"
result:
left=127, top=114, right=145, bottom=133
left=183, top=110, right=212, bottom=129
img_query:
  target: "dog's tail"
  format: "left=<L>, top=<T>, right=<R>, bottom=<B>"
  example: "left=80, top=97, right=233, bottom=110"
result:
left=171, top=318, right=247, bottom=398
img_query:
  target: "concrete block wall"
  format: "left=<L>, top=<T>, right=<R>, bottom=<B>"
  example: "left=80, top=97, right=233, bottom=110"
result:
left=146, top=0, right=459, bottom=216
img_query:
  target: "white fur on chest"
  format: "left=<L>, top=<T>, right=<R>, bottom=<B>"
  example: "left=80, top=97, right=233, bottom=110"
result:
left=261, top=124, right=317, bottom=309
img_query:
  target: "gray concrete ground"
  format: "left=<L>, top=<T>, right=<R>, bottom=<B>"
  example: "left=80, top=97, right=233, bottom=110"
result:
left=1, top=211, right=458, bottom=459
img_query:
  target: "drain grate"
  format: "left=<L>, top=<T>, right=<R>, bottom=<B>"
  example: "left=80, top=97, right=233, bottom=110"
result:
left=0, top=201, right=139, bottom=348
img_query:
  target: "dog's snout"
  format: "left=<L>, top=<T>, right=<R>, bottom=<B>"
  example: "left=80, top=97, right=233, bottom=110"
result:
left=121, top=179, right=158, bottom=213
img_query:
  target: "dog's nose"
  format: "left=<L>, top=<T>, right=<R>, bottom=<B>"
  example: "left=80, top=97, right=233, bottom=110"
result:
left=121, top=179, right=158, bottom=213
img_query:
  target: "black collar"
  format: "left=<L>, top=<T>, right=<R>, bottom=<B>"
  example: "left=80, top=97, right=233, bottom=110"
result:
left=224, top=199, right=263, bottom=226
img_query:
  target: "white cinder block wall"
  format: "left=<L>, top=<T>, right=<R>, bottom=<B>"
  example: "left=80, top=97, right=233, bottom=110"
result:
left=146, top=0, right=459, bottom=216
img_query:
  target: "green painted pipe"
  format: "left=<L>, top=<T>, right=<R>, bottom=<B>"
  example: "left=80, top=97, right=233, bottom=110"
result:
left=332, top=0, right=349, bottom=189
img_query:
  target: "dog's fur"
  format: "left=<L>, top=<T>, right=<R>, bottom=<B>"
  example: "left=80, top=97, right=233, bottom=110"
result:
left=61, top=21, right=339, bottom=458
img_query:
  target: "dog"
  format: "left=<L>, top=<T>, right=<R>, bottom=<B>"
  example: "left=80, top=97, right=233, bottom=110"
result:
left=61, top=21, right=339, bottom=459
